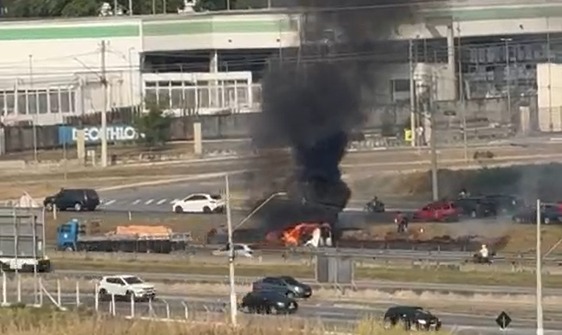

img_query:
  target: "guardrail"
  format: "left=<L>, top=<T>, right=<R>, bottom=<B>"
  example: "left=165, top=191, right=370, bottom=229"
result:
left=0, top=271, right=227, bottom=320
left=48, top=248, right=562, bottom=266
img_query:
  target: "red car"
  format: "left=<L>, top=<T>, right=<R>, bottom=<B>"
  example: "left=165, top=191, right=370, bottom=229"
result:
left=413, top=201, right=459, bottom=222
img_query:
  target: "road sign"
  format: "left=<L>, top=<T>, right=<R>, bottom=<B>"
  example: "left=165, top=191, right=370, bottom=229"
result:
left=496, top=311, right=512, bottom=330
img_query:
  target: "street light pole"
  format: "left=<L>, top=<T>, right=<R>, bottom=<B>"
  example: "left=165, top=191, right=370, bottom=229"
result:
left=225, top=174, right=237, bottom=326
left=536, top=199, right=544, bottom=335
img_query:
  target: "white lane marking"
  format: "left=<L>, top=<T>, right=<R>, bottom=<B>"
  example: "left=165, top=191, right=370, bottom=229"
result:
left=104, top=200, right=116, bottom=206
left=132, top=199, right=141, bottom=205
left=170, top=199, right=180, bottom=204
left=145, top=199, right=154, bottom=205
left=157, top=199, right=167, bottom=205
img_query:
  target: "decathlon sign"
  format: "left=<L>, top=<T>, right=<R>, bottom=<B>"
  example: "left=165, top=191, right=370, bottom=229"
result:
left=58, top=125, right=145, bottom=145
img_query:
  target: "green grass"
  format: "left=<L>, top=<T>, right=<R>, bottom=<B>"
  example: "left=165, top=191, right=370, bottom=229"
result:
left=52, top=257, right=562, bottom=288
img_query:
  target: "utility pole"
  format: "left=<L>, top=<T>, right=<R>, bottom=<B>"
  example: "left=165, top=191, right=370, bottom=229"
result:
left=457, top=23, right=468, bottom=163
left=28, top=55, right=38, bottom=163
left=409, top=39, right=416, bottom=147
left=536, top=199, right=544, bottom=335
left=226, top=0, right=230, bottom=10
left=429, top=75, right=438, bottom=201
left=501, top=38, right=513, bottom=119
left=100, top=41, right=108, bottom=168
left=225, top=174, right=237, bottom=325
left=128, top=0, right=133, bottom=15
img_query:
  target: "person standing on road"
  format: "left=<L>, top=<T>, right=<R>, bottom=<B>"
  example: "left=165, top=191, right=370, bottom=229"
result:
left=478, top=244, right=489, bottom=263
left=394, top=212, right=409, bottom=233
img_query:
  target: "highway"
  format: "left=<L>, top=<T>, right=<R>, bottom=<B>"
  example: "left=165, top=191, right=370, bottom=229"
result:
left=84, top=141, right=562, bottom=212
left=8, top=291, right=562, bottom=334
left=51, top=270, right=562, bottom=296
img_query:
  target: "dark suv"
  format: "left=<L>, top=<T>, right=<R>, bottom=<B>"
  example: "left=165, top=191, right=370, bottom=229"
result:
left=252, top=276, right=312, bottom=299
left=453, top=197, right=496, bottom=218
left=383, top=306, right=442, bottom=331
left=484, top=194, right=523, bottom=215
left=43, top=188, right=100, bottom=212
left=239, top=290, right=298, bottom=314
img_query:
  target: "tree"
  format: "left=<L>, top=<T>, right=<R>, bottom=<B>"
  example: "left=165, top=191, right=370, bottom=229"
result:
left=133, top=99, right=172, bottom=146
left=2, top=0, right=185, bottom=17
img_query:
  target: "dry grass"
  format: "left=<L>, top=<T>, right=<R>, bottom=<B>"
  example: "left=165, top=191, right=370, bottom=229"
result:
left=0, top=308, right=450, bottom=335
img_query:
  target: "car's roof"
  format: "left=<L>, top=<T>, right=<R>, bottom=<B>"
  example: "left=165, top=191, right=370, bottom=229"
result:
left=387, top=305, right=423, bottom=312
left=249, top=290, right=289, bottom=298
left=103, top=274, right=138, bottom=279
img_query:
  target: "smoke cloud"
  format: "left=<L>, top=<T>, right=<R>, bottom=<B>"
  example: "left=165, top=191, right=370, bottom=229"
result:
left=249, top=0, right=425, bottom=234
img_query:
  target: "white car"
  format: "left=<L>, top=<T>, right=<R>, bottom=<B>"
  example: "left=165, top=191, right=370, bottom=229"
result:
left=173, top=193, right=225, bottom=214
left=97, top=275, right=155, bottom=301
left=212, top=244, right=254, bottom=258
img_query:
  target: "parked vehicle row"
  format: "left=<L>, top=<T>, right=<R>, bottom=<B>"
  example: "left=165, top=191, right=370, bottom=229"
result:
left=512, top=203, right=562, bottom=224
left=411, top=194, right=524, bottom=223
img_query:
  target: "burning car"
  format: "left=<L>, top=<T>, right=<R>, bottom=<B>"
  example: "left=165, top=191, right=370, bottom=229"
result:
left=266, top=222, right=333, bottom=247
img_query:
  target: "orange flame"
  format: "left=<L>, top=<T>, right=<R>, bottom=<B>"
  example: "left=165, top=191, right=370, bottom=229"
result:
left=277, top=222, right=331, bottom=247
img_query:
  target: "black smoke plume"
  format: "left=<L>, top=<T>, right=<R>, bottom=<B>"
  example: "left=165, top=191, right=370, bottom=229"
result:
left=248, top=0, right=426, bottom=239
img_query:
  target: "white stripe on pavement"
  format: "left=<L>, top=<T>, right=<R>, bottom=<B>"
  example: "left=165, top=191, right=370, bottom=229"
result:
left=156, top=199, right=167, bottom=205
left=104, top=200, right=116, bottom=206
left=132, top=199, right=141, bottom=205
left=145, top=199, right=154, bottom=205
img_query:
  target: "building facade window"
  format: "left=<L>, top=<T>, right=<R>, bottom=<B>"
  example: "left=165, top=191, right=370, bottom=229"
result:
left=0, top=87, right=76, bottom=116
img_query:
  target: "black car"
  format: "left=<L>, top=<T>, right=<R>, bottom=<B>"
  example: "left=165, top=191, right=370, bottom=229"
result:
left=453, top=197, right=496, bottom=218
left=383, top=306, right=442, bottom=331
left=512, top=204, right=561, bottom=224
left=239, top=290, right=298, bottom=314
left=252, top=276, right=312, bottom=299
left=484, top=194, right=523, bottom=215
left=43, top=188, right=100, bottom=212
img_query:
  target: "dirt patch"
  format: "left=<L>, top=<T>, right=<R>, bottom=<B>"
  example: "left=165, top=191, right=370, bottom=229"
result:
left=339, top=222, right=562, bottom=254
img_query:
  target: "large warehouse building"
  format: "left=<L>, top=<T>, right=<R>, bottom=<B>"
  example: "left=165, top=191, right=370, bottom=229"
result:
left=1, top=2, right=562, bottom=132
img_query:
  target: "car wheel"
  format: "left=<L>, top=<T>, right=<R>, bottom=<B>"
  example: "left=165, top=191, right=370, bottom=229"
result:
left=203, top=206, right=211, bottom=214
left=45, top=203, right=53, bottom=211
left=286, top=292, right=295, bottom=299
left=64, top=246, right=74, bottom=252
left=174, top=206, right=183, bottom=214
left=74, top=203, right=82, bottom=212
left=268, top=305, right=278, bottom=315
left=544, top=217, right=551, bottom=225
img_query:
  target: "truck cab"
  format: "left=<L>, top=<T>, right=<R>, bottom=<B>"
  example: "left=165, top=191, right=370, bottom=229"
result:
left=56, top=219, right=82, bottom=251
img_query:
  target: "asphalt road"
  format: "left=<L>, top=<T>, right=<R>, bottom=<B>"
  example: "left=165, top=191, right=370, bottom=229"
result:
left=10, top=292, right=562, bottom=334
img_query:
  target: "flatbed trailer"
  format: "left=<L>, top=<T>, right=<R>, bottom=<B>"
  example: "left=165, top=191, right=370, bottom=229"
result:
left=57, top=220, right=192, bottom=254
left=70, top=234, right=191, bottom=253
